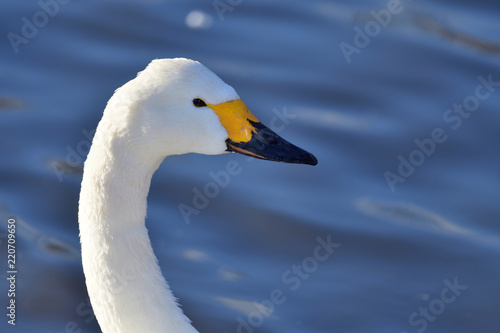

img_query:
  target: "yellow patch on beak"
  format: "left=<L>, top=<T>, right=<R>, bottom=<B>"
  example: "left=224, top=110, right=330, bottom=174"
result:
left=208, top=99, right=260, bottom=143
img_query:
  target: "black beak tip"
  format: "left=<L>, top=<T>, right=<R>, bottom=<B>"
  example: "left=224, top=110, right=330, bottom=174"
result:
left=278, top=145, right=318, bottom=166
left=225, top=121, right=318, bottom=166
left=302, top=152, right=318, bottom=166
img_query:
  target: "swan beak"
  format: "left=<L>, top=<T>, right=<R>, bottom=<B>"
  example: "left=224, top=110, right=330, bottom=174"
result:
left=208, top=100, right=318, bottom=166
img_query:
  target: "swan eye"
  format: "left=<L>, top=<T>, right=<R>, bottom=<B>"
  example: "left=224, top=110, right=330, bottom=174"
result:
left=193, top=98, right=207, bottom=107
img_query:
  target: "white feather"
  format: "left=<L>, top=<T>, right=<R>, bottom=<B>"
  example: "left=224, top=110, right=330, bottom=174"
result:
left=79, top=58, right=239, bottom=333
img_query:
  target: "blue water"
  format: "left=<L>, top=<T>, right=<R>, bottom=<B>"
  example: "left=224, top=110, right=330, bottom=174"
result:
left=1, top=1, right=500, bottom=332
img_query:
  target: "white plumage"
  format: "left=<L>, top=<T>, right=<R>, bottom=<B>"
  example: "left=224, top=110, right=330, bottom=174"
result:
left=79, top=58, right=316, bottom=333
left=79, top=58, right=237, bottom=333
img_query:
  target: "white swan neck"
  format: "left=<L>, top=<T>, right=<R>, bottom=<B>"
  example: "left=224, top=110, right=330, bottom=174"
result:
left=79, top=130, right=198, bottom=333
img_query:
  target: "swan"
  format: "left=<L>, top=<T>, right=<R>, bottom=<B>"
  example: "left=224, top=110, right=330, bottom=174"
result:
left=78, top=58, right=317, bottom=333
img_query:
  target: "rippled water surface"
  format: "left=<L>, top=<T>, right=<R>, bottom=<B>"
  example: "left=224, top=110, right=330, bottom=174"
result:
left=1, top=1, right=500, bottom=332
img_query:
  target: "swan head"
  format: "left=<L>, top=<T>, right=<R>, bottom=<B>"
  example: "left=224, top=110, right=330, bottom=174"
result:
left=104, top=58, right=317, bottom=165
